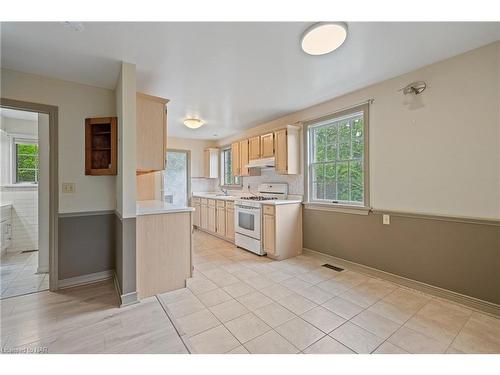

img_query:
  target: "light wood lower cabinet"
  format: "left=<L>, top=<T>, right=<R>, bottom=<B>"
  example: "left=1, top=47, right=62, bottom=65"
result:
left=216, top=206, right=226, bottom=237
left=208, top=205, right=216, bottom=233
left=225, top=207, right=235, bottom=241
left=200, top=203, right=208, bottom=230
left=262, top=203, right=302, bottom=261
left=136, top=211, right=192, bottom=299
left=193, top=203, right=201, bottom=227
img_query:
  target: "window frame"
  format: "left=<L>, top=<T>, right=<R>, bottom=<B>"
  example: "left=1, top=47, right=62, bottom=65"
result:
left=220, top=146, right=242, bottom=189
left=304, top=103, right=370, bottom=211
left=11, top=136, right=39, bottom=185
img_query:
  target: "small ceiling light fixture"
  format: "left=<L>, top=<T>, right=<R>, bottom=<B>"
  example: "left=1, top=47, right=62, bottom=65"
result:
left=301, top=22, right=348, bottom=56
left=399, top=81, right=427, bottom=95
left=183, top=118, right=204, bottom=129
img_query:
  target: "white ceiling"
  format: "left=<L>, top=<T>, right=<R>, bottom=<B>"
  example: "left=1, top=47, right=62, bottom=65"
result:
left=0, top=108, right=38, bottom=121
left=1, top=22, right=499, bottom=139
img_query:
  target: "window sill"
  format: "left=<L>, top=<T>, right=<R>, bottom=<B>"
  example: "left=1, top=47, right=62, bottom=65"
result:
left=304, top=202, right=371, bottom=215
left=1, top=184, right=38, bottom=188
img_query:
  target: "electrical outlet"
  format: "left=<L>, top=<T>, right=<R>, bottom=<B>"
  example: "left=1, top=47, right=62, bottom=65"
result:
left=383, top=214, right=390, bottom=225
left=62, top=183, right=76, bottom=193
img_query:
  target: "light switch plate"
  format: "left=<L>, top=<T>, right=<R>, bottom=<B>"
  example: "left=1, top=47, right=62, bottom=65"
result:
left=62, top=183, right=76, bottom=193
left=383, top=214, right=390, bottom=225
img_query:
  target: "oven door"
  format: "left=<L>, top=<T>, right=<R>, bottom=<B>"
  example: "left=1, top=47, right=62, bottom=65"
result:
left=235, top=205, right=261, bottom=240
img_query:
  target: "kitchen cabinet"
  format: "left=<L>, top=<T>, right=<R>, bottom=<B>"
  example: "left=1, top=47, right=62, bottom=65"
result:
left=239, top=139, right=249, bottom=176
left=274, top=125, right=300, bottom=175
left=136, top=211, right=192, bottom=299
left=231, top=142, right=240, bottom=177
left=192, top=197, right=201, bottom=227
left=208, top=199, right=216, bottom=233
left=249, top=136, right=261, bottom=160
left=204, top=148, right=219, bottom=179
left=85, top=117, right=117, bottom=175
left=216, top=201, right=226, bottom=237
left=260, top=133, right=274, bottom=158
left=261, top=203, right=302, bottom=261
left=136, top=92, right=169, bottom=172
left=200, top=199, right=208, bottom=230
left=225, top=202, right=235, bottom=241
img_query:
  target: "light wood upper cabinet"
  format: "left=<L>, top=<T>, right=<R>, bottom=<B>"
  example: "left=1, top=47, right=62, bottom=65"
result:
left=248, top=136, right=261, bottom=160
left=231, top=142, right=240, bottom=177
left=260, top=133, right=274, bottom=158
left=204, top=148, right=219, bottom=178
left=239, top=139, right=250, bottom=176
left=136, top=93, right=169, bottom=172
left=274, top=125, right=300, bottom=175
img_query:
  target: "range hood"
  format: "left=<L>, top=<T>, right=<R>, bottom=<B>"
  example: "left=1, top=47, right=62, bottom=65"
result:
left=247, top=157, right=275, bottom=169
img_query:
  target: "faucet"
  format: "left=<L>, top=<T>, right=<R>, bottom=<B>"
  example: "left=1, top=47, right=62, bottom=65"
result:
left=219, top=186, right=228, bottom=196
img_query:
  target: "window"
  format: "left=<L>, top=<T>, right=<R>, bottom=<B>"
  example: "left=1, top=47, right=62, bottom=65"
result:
left=13, top=139, right=39, bottom=184
left=221, top=147, right=241, bottom=187
left=306, top=104, right=368, bottom=207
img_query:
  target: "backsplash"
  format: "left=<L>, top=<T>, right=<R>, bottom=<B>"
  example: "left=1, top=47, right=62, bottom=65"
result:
left=241, top=169, right=304, bottom=195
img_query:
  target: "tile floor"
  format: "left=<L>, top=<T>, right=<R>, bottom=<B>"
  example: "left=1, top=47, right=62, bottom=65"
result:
left=158, top=230, right=500, bottom=354
left=1, top=251, right=49, bottom=299
left=1, top=229, right=499, bottom=354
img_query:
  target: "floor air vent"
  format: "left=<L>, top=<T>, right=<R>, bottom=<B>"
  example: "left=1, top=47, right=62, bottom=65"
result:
left=322, top=264, right=344, bottom=272
left=21, top=249, right=38, bottom=253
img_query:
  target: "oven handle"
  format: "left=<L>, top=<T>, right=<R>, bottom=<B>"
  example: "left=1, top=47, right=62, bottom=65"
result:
left=235, top=205, right=261, bottom=210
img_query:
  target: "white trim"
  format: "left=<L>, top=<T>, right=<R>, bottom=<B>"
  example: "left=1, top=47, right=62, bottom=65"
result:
left=58, top=270, right=114, bottom=289
left=37, top=265, right=49, bottom=274
left=304, top=202, right=370, bottom=215
left=111, top=270, right=139, bottom=307
left=302, top=248, right=500, bottom=318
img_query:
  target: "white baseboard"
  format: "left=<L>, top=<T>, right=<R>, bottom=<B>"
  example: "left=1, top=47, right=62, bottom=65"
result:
left=303, top=248, right=500, bottom=318
left=111, top=270, right=139, bottom=307
left=58, top=270, right=114, bottom=289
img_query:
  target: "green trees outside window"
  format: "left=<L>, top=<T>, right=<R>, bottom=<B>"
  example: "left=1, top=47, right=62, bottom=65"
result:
left=16, top=142, right=39, bottom=183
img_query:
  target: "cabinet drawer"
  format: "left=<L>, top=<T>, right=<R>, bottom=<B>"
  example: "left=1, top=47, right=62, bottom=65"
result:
left=192, top=197, right=201, bottom=204
left=208, top=199, right=216, bottom=207
left=263, top=205, right=275, bottom=215
left=226, top=201, right=234, bottom=209
left=201, top=198, right=208, bottom=205
left=216, top=200, right=226, bottom=208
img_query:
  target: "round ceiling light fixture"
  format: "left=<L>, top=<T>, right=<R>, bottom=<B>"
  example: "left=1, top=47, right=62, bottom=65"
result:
left=301, top=22, right=348, bottom=56
left=183, top=118, right=204, bottom=129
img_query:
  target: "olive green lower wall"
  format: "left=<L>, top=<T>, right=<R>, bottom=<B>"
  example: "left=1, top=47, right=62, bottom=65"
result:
left=303, top=209, right=500, bottom=305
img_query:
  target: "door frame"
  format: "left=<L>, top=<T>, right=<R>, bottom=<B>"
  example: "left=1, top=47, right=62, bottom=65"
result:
left=165, top=148, right=191, bottom=205
left=1, top=98, right=59, bottom=291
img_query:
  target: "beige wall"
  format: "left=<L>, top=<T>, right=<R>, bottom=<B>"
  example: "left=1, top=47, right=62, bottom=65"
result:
left=168, top=137, right=217, bottom=178
left=1, top=68, right=117, bottom=214
left=218, top=42, right=500, bottom=220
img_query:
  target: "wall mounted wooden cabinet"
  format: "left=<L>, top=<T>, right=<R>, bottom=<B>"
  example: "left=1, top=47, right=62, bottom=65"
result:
left=231, top=142, right=240, bottom=176
left=136, top=92, right=169, bottom=173
left=85, top=117, right=117, bottom=175
left=275, top=125, right=300, bottom=175
left=239, top=139, right=250, bottom=176
left=260, top=132, right=274, bottom=158
left=248, top=136, right=261, bottom=160
left=204, top=148, right=219, bottom=178
left=230, top=139, right=260, bottom=178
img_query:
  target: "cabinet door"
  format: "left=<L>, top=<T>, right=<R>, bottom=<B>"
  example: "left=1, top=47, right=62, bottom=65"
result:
left=225, top=208, right=235, bottom=240
left=201, top=204, right=208, bottom=230
left=248, top=136, right=261, bottom=160
left=239, top=139, right=249, bottom=176
left=274, top=129, right=287, bottom=174
left=136, top=93, right=167, bottom=172
left=231, top=142, right=240, bottom=176
left=208, top=206, right=216, bottom=233
left=216, top=207, right=226, bottom=236
left=263, top=213, right=276, bottom=256
left=260, top=133, right=274, bottom=158
left=193, top=204, right=201, bottom=227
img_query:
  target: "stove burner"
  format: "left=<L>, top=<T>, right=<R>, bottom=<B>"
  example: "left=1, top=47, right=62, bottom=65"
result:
left=240, top=196, right=278, bottom=201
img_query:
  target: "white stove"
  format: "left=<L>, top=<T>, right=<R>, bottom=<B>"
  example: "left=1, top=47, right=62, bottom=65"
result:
left=234, top=184, right=288, bottom=255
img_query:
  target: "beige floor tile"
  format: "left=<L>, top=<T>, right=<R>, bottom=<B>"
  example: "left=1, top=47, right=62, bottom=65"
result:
left=339, top=287, right=382, bottom=308
left=209, top=299, right=249, bottom=323
left=275, top=317, right=325, bottom=350
left=367, top=300, right=419, bottom=324
left=330, top=322, right=384, bottom=353
left=259, top=284, right=294, bottom=301
left=279, top=277, right=313, bottom=292
left=197, top=288, right=233, bottom=307
left=233, top=267, right=261, bottom=280
left=300, top=306, right=346, bottom=333
left=222, top=281, right=255, bottom=298
left=227, top=345, right=250, bottom=354
left=244, top=330, right=299, bottom=354
left=253, top=302, right=297, bottom=328
left=158, top=287, right=195, bottom=305
left=201, top=269, right=240, bottom=287
left=186, top=276, right=218, bottom=295
left=277, top=293, right=317, bottom=315
left=237, top=291, right=273, bottom=311
left=266, top=270, right=294, bottom=283
left=188, top=325, right=240, bottom=354
left=225, top=312, right=272, bottom=343
left=446, top=346, right=466, bottom=354
left=296, top=285, right=335, bottom=304
left=388, top=326, right=449, bottom=354
left=322, top=296, right=364, bottom=319
left=303, top=336, right=355, bottom=354
left=316, top=279, right=351, bottom=295
left=164, top=295, right=205, bottom=318
left=176, top=309, right=221, bottom=337
left=451, top=313, right=500, bottom=353
left=243, top=275, right=274, bottom=290
left=373, top=341, right=408, bottom=354
left=295, top=270, right=330, bottom=284
left=351, top=310, right=401, bottom=339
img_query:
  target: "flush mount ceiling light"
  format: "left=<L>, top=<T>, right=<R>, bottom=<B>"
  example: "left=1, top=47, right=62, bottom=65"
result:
left=183, top=118, right=204, bottom=129
left=301, top=22, right=348, bottom=56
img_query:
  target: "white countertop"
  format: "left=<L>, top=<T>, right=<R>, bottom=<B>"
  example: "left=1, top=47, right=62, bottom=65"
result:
left=259, top=199, right=303, bottom=205
left=192, top=192, right=236, bottom=201
left=192, top=192, right=302, bottom=205
left=136, top=200, right=195, bottom=216
left=1, top=202, right=12, bottom=208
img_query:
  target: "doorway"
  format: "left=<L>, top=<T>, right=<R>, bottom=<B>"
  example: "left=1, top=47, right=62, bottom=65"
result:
left=0, top=99, right=58, bottom=298
left=164, top=149, right=190, bottom=206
